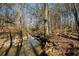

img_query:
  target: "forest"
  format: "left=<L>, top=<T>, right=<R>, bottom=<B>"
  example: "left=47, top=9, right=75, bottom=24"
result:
left=0, top=3, right=79, bottom=56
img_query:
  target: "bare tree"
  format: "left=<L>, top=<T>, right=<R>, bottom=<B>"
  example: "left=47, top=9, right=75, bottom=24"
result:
left=44, top=3, right=49, bottom=36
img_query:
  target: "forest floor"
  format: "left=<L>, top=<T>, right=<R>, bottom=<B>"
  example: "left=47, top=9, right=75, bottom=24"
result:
left=45, top=32, right=79, bottom=56
left=0, top=32, right=79, bottom=56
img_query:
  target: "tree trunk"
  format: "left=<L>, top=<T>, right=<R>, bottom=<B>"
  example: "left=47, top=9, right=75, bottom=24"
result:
left=44, top=3, right=49, bottom=36
left=72, top=4, right=79, bottom=38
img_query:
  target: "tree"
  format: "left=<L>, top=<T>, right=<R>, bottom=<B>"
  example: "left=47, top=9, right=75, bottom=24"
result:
left=71, top=4, right=79, bottom=38
left=44, top=3, right=49, bottom=36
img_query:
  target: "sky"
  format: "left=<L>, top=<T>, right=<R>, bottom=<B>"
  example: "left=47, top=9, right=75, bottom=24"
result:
left=0, top=3, right=76, bottom=28
left=0, top=4, right=38, bottom=27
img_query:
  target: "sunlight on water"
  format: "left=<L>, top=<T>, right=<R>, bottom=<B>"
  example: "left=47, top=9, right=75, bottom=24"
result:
left=27, top=34, right=37, bottom=48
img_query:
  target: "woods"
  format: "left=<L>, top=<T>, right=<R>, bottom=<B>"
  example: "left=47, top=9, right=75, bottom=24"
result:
left=0, top=3, right=79, bottom=56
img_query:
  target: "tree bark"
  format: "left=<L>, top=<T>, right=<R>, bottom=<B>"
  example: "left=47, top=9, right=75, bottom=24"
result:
left=72, top=4, right=79, bottom=38
left=44, top=3, right=49, bottom=36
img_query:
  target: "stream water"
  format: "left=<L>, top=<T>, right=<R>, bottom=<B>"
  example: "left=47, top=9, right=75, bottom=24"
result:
left=0, top=34, right=42, bottom=56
